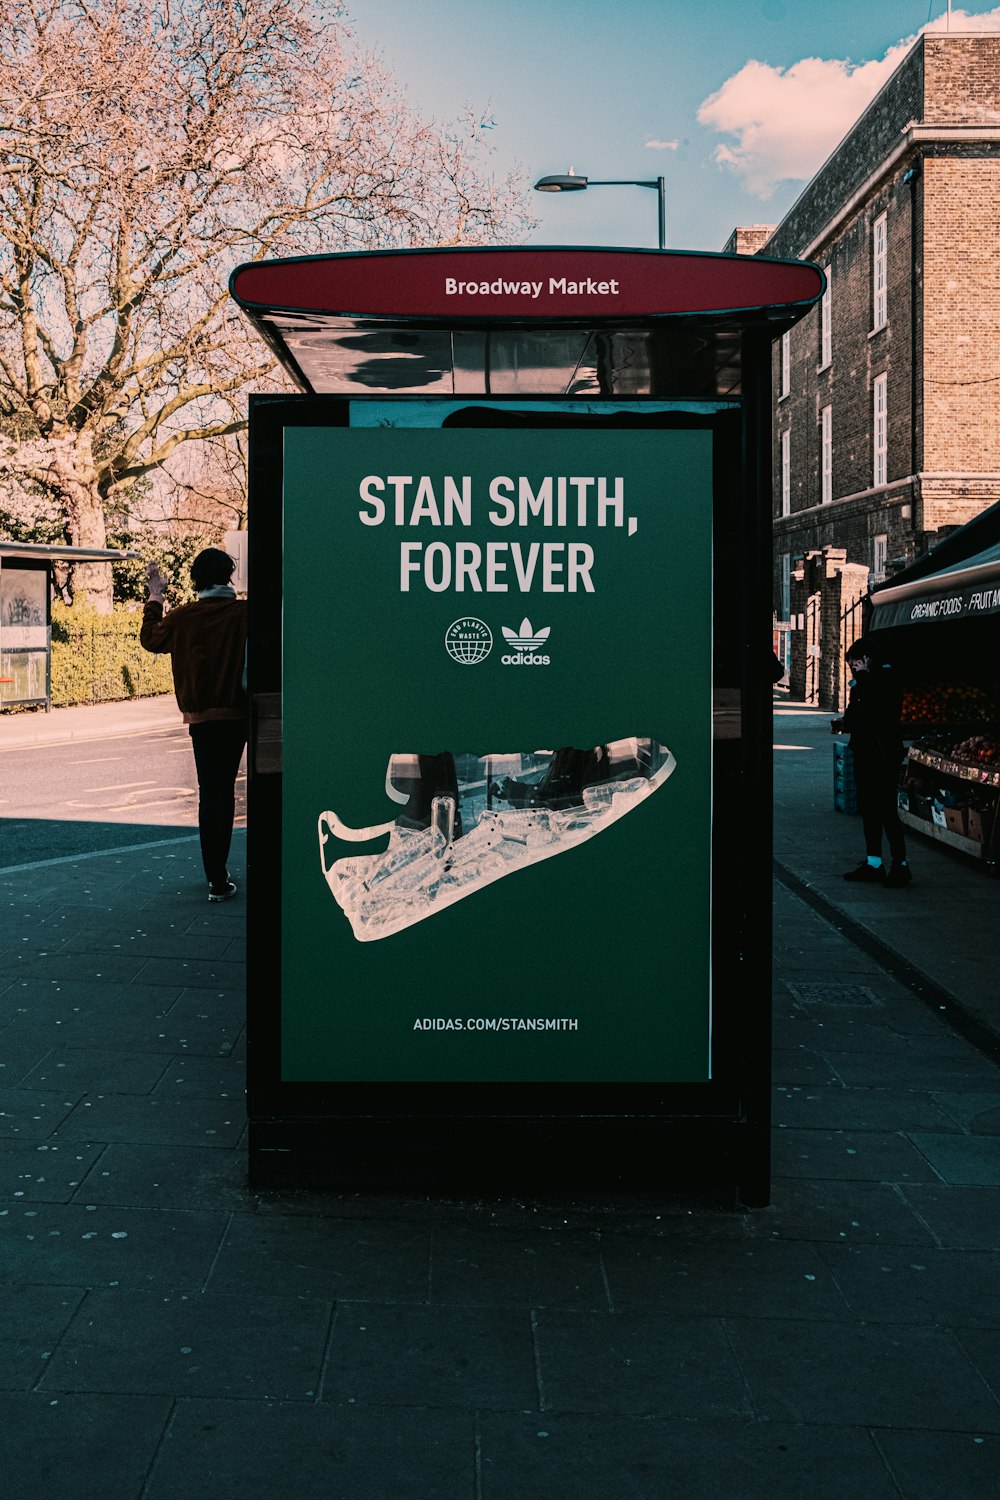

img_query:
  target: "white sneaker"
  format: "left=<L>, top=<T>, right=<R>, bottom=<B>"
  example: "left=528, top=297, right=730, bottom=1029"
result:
left=319, top=736, right=675, bottom=942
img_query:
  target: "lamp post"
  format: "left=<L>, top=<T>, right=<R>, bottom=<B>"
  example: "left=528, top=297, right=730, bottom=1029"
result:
left=534, top=171, right=666, bottom=250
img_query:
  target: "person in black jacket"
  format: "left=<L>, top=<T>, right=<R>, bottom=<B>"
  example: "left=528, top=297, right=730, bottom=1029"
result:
left=141, top=549, right=247, bottom=903
left=831, top=638, right=912, bottom=887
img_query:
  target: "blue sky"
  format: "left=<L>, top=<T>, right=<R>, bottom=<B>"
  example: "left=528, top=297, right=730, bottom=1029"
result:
left=347, top=1, right=1000, bottom=251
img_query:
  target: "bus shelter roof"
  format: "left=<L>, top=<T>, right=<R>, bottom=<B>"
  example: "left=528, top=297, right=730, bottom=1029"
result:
left=0, top=542, right=139, bottom=563
left=229, top=246, right=823, bottom=398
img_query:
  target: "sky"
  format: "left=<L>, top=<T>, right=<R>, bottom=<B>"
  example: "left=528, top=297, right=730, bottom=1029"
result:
left=346, top=0, right=1000, bottom=252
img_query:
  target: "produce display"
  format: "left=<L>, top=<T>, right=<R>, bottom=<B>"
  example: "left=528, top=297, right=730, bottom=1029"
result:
left=949, top=734, right=1000, bottom=769
left=901, top=681, right=997, bottom=725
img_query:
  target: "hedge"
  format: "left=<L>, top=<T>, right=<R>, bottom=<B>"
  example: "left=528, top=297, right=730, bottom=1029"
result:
left=49, top=603, right=174, bottom=707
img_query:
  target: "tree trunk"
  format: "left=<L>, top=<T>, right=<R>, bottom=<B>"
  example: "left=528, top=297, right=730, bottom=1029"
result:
left=47, top=431, right=115, bottom=613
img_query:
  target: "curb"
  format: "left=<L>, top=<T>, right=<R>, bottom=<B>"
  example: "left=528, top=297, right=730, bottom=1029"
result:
left=774, top=857, right=1000, bottom=1065
left=0, top=704, right=181, bottom=751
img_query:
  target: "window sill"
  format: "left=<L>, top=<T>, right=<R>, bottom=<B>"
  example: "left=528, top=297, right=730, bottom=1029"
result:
left=816, top=361, right=832, bottom=375
left=868, top=323, right=887, bottom=339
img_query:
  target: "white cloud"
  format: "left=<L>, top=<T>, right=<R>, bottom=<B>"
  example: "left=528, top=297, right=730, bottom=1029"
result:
left=645, top=138, right=679, bottom=151
left=698, top=7, right=1000, bottom=198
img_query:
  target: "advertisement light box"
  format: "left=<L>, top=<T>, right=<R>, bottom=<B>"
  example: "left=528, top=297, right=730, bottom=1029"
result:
left=279, top=423, right=713, bottom=1084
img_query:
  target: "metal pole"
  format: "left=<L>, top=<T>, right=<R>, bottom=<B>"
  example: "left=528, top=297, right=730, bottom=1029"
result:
left=656, top=177, right=666, bottom=250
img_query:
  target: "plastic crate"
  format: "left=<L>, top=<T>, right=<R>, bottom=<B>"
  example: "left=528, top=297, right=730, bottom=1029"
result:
left=833, top=741, right=857, bottom=813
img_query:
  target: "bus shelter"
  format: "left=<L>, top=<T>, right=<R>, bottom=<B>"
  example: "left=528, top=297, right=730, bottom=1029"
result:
left=230, top=246, right=823, bottom=1203
left=0, top=542, right=137, bottom=710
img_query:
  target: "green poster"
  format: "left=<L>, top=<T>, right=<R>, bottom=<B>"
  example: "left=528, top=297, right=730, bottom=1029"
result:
left=281, top=425, right=713, bottom=1082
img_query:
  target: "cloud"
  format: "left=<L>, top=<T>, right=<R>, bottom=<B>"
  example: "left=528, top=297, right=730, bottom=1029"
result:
left=698, top=6, right=1000, bottom=198
left=645, top=138, right=679, bottom=151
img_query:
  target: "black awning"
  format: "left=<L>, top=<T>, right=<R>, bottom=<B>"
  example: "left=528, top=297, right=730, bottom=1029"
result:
left=869, top=500, right=1000, bottom=631
left=869, top=540, right=1000, bottom=629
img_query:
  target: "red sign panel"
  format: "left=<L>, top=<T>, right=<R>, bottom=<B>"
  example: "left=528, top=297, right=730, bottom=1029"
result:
left=231, top=248, right=822, bottom=321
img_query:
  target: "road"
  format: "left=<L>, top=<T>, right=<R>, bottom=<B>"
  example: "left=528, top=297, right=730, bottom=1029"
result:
left=0, top=723, right=246, bottom=867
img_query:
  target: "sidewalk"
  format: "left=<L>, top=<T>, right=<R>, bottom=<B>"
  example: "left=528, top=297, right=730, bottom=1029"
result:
left=0, top=695, right=180, bottom=750
left=774, top=697, right=1000, bottom=1042
left=0, top=699, right=998, bottom=1497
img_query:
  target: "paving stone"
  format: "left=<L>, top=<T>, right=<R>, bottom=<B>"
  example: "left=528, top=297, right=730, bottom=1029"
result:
left=40, top=1287, right=331, bottom=1400
left=771, top=1128, right=940, bottom=1182
left=0, top=1391, right=172, bottom=1500
left=907, top=1132, right=1000, bottom=1186
left=0, top=1032, right=52, bottom=1085
left=144, top=1398, right=473, bottom=1500
left=429, top=1224, right=606, bottom=1310
left=873, top=1430, right=1000, bottom=1500
left=21, top=1048, right=170, bottom=1095
left=0, top=1140, right=104, bottom=1203
left=0, top=952, right=148, bottom=985
left=50, top=993, right=242, bottom=1056
left=184, top=912, right=247, bottom=938
left=132, top=955, right=247, bottom=990
left=149, top=1054, right=245, bottom=1100
left=53, top=928, right=238, bottom=961
left=601, top=1236, right=849, bottom=1320
left=0, top=1085, right=80, bottom=1140
left=956, top=1327, right=1000, bottom=1404
left=898, top=1184, right=1000, bottom=1250
left=0, top=1284, right=86, bottom=1389
left=772, top=1047, right=842, bottom=1086
left=322, top=1302, right=536, bottom=1410
left=207, top=1213, right=432, bottom=1301
left=0, top=977, right=180, bottom=1024
left=533, top=1309, right=750, bottom=1418
left=72, top=1143, right=255, bottom=1212
left=0, top=1203, right=228, bottom=1289
left=929, top=1092, right=1000, bottom=1134
left=821, top=1048, right=1000, bottom=1092
left=773, top=1015, right=968, bottom=1056
left=726, top=1316, right=1000, bottom=1430
left=749, top=1177, right=935, bottom=1246
left=53, top=1093, right=243, bottom=1149
left=773, top=1086, right=959, bottom=1133
left=478, top=1414, right=898, bottom=1500
left=819, top=1244, right=1000, bottom=1328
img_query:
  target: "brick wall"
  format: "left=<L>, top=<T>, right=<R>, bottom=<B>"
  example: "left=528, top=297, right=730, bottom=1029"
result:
left=922, top=35, right=1000, bottom=124
left=789, top=548, right=870, bottom=709
left=764, top=34, right=1000, bottom=619
left=765, top=46, right=923, bottom=260
left=922, top=156, right=1000, bottom=475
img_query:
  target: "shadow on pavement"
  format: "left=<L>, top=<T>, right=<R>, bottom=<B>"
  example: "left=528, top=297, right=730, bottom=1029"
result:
left=0, top=817, right=198, bottom=869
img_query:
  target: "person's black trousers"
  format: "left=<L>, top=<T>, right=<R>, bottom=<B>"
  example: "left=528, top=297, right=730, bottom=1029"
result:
left=853, top=751, right=907, bottom=862
left=188, top=719, right=248, bottom=887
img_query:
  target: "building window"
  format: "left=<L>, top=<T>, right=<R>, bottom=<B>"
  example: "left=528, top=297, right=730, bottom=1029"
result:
left=820, top=268, right=832, bottom=368
left=780, top=331, right=790, bottom=398
left=780, top=429, right=791, bottom=516
left=873, top=373, right=888, bottom=487
left=872, top=212, right=887, bottom=331
left=779, top=553, right=791, bottom=620
left=820, top=404, right=833, bottom=504
left=872, top=534, right=888, bottom=584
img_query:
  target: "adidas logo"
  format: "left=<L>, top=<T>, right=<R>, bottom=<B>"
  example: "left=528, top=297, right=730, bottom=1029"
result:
left=501, top=617, right=551, bottom=666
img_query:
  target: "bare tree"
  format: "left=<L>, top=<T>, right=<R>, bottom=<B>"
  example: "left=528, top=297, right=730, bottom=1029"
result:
left=0, top=0, right=536, bottom=608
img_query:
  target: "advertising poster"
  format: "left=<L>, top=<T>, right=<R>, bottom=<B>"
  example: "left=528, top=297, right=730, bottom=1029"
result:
left=281, top=425, right=713, bottom=1082
left=0, top=565, right=47, bottom=649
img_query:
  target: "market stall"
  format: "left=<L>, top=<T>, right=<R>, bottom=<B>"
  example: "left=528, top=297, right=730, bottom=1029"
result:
left=868, top=504, right=1000, bottom=871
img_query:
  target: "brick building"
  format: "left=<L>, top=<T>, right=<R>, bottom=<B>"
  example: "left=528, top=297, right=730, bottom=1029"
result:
left=730, top=33, right=1000, bottom=663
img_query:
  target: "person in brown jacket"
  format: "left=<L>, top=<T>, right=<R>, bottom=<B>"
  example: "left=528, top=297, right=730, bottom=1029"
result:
left=141, top=548, right=248, bottom=902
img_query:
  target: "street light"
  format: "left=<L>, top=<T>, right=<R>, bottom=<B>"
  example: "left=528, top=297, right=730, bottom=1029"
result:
left=534, top=170, right=666, bottom=250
